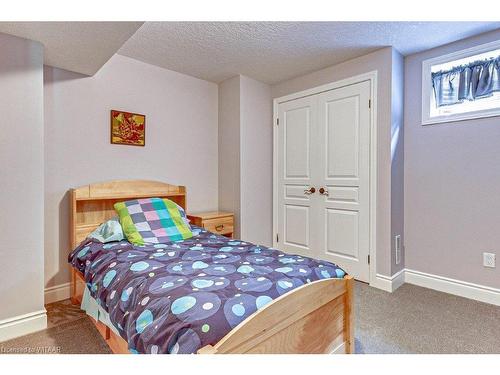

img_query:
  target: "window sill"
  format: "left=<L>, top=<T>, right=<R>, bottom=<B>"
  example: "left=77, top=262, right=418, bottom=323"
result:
left=422, top=109, right=500, bottom=126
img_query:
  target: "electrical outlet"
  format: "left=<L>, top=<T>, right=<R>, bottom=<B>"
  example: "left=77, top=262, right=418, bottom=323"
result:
left=395, top=235, right=401, bottom=265
left=483, top=252, right=496, bottom=268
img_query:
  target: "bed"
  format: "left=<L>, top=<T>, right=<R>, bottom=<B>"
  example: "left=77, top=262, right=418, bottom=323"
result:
left=68, top=180, right=354, bottom=354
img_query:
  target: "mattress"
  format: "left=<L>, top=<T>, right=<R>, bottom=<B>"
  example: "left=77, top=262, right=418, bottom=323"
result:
left=69, top=226, right=346, bottom=354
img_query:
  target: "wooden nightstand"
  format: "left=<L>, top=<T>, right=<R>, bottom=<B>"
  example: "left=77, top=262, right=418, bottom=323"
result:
left=187, top=211, right=234, bottom=238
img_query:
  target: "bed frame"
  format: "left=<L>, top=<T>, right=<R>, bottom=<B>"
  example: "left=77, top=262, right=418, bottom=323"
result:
left=69, top=180, right=354, bottom=354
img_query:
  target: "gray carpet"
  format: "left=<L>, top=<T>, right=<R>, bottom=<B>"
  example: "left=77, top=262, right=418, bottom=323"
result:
left=0, top=317, right=111, bottom=354
left=355, top=282, right=500, bottom=353
left=1, top=282, right=499, bottom=354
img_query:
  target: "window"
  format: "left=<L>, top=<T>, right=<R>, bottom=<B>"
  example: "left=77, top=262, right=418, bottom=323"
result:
left=422, top=40, right=500, bottom=125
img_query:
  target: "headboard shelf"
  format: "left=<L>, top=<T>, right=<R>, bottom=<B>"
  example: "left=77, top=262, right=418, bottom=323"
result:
left=70, top=180, right=187, bottom=249
left=75, top=192, right=186, bottom=201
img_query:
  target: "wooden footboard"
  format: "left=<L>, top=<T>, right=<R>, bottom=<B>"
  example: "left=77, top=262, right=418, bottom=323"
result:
left=198, top=275, right=354, bottom=354
left=72, top=272, right=354, bottom=354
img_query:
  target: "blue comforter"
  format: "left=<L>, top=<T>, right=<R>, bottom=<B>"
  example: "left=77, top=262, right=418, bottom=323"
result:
left=68, top=226, right=346, bottom=354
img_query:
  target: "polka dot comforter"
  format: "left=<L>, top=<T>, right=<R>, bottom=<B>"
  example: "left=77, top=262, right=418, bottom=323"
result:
left=68, top=226, right=347, bottom=354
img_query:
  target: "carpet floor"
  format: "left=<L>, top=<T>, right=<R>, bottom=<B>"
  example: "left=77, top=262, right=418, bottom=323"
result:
left=0, top=300, right=111, bottom=354
left=1, top=282, right=499, bottom=354
left=355, top=282, right=500, bottom=353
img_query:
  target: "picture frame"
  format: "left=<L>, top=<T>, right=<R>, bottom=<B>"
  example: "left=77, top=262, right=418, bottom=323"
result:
left=110, top=109, right=146, bottom=146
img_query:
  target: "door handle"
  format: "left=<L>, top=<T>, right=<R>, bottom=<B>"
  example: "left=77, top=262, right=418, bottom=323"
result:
left=319, top=187, right=329, bottom=196
left=304, top=187, right=316, bottom=195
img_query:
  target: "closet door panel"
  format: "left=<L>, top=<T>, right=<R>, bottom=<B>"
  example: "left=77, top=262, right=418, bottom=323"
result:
left=284, top=107, right=310, bottom=178
left=277, top=96, right=319, bottom=258
left=325, top=209, right=359, bottom=259
left=326, top=95, right=360, bottom=180
left=317, top=80, right=371, bottom=282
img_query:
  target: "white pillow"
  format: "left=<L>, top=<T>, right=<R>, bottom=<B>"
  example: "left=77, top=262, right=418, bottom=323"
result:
left=88, top=217, right=124, bottom=243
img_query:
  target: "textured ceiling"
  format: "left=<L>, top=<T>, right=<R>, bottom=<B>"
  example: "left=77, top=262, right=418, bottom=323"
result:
left=0, top=22, right=143, bottom=75
left=0, top=22, right=498, bottom=82
left=118, top=22, right=500, bottom=84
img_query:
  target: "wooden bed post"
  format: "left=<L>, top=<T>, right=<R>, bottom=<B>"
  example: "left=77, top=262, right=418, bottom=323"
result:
left=70, top=269, right=77, bottom=304
left=344, top=275, right=355, bottom=353
left=69, top=189, right=80, bottom=305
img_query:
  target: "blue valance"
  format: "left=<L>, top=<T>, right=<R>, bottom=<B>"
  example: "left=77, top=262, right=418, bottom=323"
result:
left=432, top=55, right=500, bottom=107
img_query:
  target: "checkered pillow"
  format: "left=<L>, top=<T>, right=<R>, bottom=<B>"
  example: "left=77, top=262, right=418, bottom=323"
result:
left=114, top=198, right=193, bottom=245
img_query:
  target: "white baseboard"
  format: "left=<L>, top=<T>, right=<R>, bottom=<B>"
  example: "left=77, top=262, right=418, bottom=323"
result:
left=0, top=310, right=47, bottom=342
left=405, top=269, right=500, bottom=306
left=372, top=268, right=405, bottom=292
left=44, top=282, right=70, bottom=304
left=372, top=268, right=499, bottom=306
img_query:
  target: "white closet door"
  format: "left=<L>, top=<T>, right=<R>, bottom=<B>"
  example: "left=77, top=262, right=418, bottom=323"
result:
left=316, top=80, right=371, bottom=282
left=277, top=96, right=319, bottom=258
left=276, top=80, right=371, bottom=282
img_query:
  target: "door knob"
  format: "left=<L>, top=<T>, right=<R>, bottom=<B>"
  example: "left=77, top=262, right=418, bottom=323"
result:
left=304, top=187, right=316, bottom=195
left=319, top=187, right=329, bottom=196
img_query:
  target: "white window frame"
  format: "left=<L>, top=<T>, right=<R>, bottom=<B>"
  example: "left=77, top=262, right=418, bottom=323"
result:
left=422, top=39, right=500, bottom=126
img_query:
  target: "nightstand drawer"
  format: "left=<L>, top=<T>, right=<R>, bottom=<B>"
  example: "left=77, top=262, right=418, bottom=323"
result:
left=187, top=211, right=234, bottom=238
left=203, top=217, right=234, bottom=236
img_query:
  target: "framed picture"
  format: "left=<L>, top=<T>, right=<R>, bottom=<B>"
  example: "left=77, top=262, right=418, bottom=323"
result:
left=110, top=110, right=145, bottom=146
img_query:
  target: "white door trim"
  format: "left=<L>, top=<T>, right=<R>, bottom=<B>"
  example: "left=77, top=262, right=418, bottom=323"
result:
left=273, top=71, right=378, bottom=288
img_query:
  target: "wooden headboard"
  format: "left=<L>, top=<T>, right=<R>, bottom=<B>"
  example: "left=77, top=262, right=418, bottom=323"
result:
left=69, top=180, right=187, bottom=249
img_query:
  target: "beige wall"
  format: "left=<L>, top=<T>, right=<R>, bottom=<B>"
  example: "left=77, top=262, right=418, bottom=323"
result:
left=44, top=55, right=219, bottom=289
left=240, top=76, right=273, bottom=246
left=0, top=34, right=45, bottom=323
left=218, top=76, right=241, bottom=237
left=391, top=49, right=405, bottom=274
left=404, top=29, right=500, bottom=288
left=218, top=75, right=273, bottom=245
left=272, top=47, right=397, bottom=277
